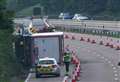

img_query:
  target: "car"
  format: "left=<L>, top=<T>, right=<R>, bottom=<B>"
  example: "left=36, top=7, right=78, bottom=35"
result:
left=59, top=12, right=73, bottom=19
left=35, top=57, right=61, bottom=78
left=72, top=14, right=88, bottom=21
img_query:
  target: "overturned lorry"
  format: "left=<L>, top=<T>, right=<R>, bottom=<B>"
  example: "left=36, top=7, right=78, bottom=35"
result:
left=14, top=19, right=64, bottom=67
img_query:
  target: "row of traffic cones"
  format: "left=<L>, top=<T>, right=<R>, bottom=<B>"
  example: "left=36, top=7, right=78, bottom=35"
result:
left=64, top=34, right=120, bottom=50
left=71, top=52, right=81, bottom=82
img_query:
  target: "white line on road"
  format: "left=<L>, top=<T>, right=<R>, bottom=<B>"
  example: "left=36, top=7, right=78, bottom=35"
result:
left=114, top=77, right=119, bottom=81
left=101, top=56, right=105, bottom=59
left=108, top=61, right=112, bottom=64
left=97, top=54, right=100, bottom=57
left=114, top=70, right=117, bottom=73
left=105, top=58, right=108, bottom=61
left=114, top=74, right=118, bottom=77
left=25, top=73, right=32, bottom=82
left=113, top=67, right=117, bottom=70
left=111, top=64, right=114, bottom=67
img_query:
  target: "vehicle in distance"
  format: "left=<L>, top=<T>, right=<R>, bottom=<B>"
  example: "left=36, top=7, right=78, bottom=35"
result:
left=72, top=14, right=88, bottom=20
left=35, top=57, right=61, bottom=78
left=59, top=12, right=73, bottom=19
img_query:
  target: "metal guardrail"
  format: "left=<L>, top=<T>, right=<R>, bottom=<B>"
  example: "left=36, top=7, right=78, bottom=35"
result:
left=55, top=25, right=120, bottom=38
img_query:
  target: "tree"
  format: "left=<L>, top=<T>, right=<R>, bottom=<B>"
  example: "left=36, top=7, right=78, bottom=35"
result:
left=0, top=0, right=14, bottom=29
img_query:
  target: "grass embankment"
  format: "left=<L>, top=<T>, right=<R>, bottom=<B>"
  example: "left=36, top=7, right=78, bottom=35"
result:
left=0, top=28, right=23, bottom=82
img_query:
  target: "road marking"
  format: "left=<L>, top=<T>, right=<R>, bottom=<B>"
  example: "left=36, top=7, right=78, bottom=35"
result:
left=114, top=74, right=118, bottom=77
left=97, top=54, right=100, bottom=57
left=114, top=70, right=117, bottom=73
left=108, top=61, right=111, bottom=64
left=25, top=73, right=32, bottom=82
left=105, top=58, right=108, bottom=61
left=111, top=64, right=114, bottom=67
left=101, top=56, right=105, bottom=59
left=114, top=77, right=119, bottom=81
left=113, top=67, right=117, bottom=70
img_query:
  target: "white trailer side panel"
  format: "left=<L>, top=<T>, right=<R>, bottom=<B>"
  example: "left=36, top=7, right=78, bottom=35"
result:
left=34, top=37, right=60, bottom=62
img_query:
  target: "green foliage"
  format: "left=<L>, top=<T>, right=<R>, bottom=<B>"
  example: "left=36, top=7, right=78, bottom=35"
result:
left=0, top=0, right=14, bottom=29
left=7, top=0, right=120, bottom=19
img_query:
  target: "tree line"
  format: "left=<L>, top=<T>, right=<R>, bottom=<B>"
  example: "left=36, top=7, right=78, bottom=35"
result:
left=7, top=0, right=120, bottom=16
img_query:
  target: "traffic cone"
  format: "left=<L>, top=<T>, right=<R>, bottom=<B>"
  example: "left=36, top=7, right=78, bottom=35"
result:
left=87, top=38, right=90, bottom=42
left=64, top=78, right=67, bottom=82
left=76, top=68, right=80, bottom=81
left=105, top=42, right=110, bottom=46
left=65, top=35, right=69, bottom=39
left=72, top=75, right=76, bottom=82
left=99, top=41, right=103, bottom=45
left=116, top=46, right=120, bottom=50
left=91, top=40, right=96, bottom=44
left=72, top=36, right=75, bottom=40
left=80, top=37, right=84, bottom=41
left=110, top=44, right=114, bottom=48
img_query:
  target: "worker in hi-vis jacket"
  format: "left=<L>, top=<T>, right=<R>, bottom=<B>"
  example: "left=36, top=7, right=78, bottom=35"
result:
left=63, top=49, right=71, bottom=75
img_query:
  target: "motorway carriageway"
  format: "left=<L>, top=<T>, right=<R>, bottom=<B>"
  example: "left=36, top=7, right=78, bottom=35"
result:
left=26, top=32, right=119, bottom=82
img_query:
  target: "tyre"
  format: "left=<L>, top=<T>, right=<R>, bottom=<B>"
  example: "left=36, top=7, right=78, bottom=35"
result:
left=36, top=73, right=42, bottom=78
left=55, top=73, right=60, bottom=77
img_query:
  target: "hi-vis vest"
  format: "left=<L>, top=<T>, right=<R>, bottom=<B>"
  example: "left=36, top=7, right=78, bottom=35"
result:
left=63, top=53, right=71, bottom=62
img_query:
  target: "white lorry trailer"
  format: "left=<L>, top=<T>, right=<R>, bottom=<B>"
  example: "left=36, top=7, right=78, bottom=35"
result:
left=31, top=32, right=64, bottom=65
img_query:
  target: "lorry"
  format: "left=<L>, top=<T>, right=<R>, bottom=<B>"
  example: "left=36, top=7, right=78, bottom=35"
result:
left=31, top=32, right=64, bottom=65
left=14, top=18, right=64, bottom=68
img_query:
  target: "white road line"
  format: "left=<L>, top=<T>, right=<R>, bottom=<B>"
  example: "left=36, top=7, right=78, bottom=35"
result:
left=111, top=64, right=114, bottom=67
left=114, top=77, right=119, bottom=81
left=105, top=58, right=108, bottom=61
left=101, top=56, right=105, bottom=59
left=25, top=73, right=32, bottom=82
left=114, top=74, right=118, bottom=77
left=97, top=54, right=100, bottom=57
left=108, top=61, right=111, bottom=64
left=114, top=70, right=117, bottom=73
left=113, top=67, right=117, bottom=70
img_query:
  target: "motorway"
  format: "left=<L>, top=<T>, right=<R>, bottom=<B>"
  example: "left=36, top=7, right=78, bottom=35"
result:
left=26, top=64, right=74, bottom=82
left=64, top=35, right=119, bottom=82
left=13, top=18, right=120, bottom=82
left=27, top=33, right=119, bottom=82
left=49, top=19, right=120, bottom=31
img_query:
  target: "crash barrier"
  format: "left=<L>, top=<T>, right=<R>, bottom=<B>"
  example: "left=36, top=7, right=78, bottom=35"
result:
left=56, top=26, right=120, bottom=38
left=64, top=34, right=120, bottom=50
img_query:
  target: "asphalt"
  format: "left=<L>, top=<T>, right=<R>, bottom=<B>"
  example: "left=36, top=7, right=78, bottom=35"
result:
left=64, top=35, right=120, bottom=82
left=27, top=64, right=74, bottom=82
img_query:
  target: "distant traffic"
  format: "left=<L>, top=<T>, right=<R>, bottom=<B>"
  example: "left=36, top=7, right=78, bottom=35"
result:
left=58, top=12, right=89, bottom=20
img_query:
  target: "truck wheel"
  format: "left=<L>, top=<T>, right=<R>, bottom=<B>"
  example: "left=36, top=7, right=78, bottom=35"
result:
left=36, top=73, right=40, bottom=78
left=56, top=73, right=60, bottom=77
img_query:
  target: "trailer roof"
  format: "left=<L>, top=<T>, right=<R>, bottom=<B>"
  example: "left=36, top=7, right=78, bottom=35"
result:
left=31, top=32, right=63, bottom=37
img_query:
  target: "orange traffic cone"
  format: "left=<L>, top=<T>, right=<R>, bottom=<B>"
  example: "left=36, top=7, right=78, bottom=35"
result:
left=72, top=36, right=75, bottom=40
left=116, top=46, right=120, bottom=50
left=99, top=41, right=103, bottom=45
left=91, top=40, right=96, bottom=44
left=87, top=38, right=90, bottom=42
left=105, top=42, right=110, bottom=46
left=80, top=37, right=84, bottom=41
left=72, top=75, right=76, bottom=82
left=65, top=35, right=69, bottom=39
left=110, top=44, right=114, bottom=48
